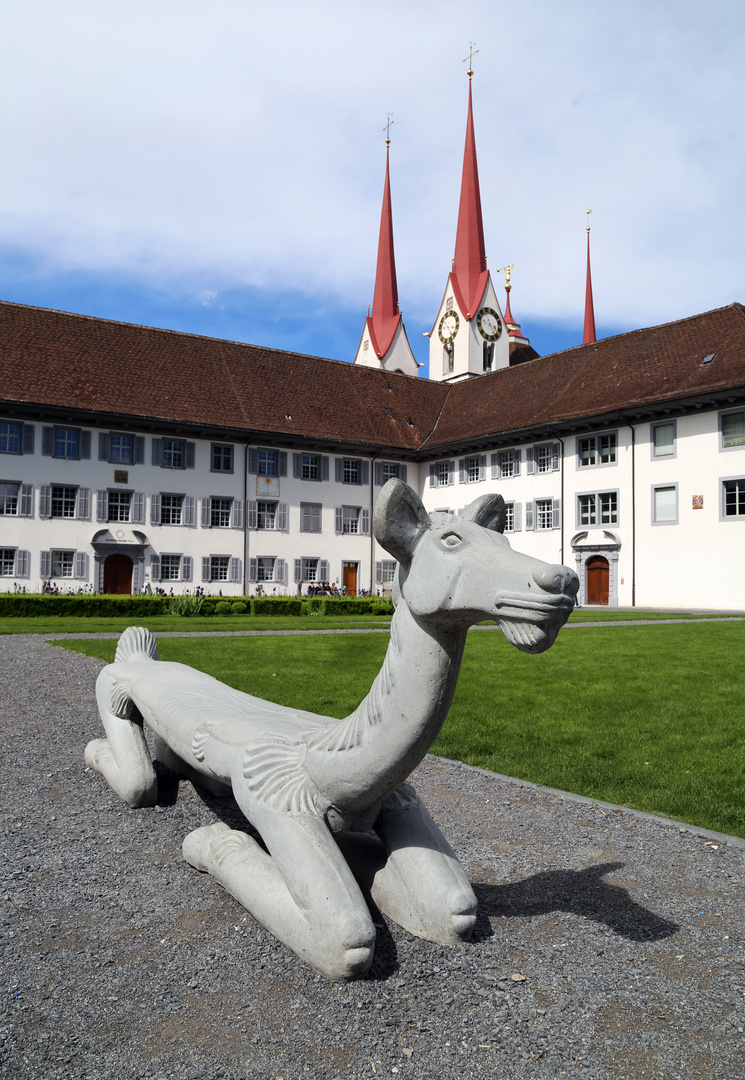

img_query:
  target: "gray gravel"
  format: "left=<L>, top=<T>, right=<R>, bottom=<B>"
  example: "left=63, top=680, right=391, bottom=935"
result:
left=2, top=633, right=744, bottom=1080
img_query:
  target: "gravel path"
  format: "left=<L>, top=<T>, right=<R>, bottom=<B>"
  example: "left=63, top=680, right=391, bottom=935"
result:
left=2, top=634, right=744, bottom=1080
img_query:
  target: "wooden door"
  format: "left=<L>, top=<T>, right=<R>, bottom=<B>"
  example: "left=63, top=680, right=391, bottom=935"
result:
left=104, top=553, right=133, bottom=594
left=586, top=555, right=609, bottom=605
left=342, top=562, right=357, bottom=597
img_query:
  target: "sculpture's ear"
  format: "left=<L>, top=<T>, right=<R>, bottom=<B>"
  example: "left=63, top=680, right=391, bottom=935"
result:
left=460, top=493, right=506, bottom=534
left=374, top=479, right=431, bottom=567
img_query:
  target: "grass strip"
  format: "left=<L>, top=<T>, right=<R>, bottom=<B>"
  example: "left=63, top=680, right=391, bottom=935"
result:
left=56, top=621, right=745, bottom=838
left=0, top=614, right=391, bottom=636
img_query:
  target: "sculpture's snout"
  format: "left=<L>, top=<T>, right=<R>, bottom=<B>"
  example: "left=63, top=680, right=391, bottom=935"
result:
left=532, top=563, right=579, bottom=598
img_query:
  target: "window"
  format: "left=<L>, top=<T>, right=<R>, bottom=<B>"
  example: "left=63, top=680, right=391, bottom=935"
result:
left=380, top=560, right=396, bottom=583
left=723, top=478, right=745, bottom=518
left=52, top=551, right=75, bottom=578
left=209, top=556, right=229, bottom=581
left=721, top=410, right=745, bottom=450
left=160, top=554, right=182, bottom=580
left=578, top=433, right=617, bottom=467
left=536, top=445, right=553, bottom=473
left=259, top=449, right=277, bottom=476
left=107, top=491, right=131, bottom=523
left=342, top=506, right=360, bottom=534
left=343, top=459, right=359, bottom=485
left=211, top=444, right=234, bottom=472
left=110, top=434, right=133, bottom=464
left=0, top=549, right=15, bottom=575
left=51, top=486, right=77, bottom=518
left=460, top=455, right=484, bottom=484
left=301, top=558, right=319, bottom=582
left=42, top=426, right=90, bottom=460
left=300, top=502, right=322, bottom=533
left=211, top=497, right=232, bottom=528
left=430, top=461, right=453, bottom=488
left=374, top=461, right=407, bottom=485
left=257, top=557, right=276, bottom=581
left=503, top=503, right=523, bottom=532
left=535, top=498, right=554, bottom=529
left=652, top=421, right=676, bottom=458
left=499, top=451, right=515, bottom=478
left=0, top=423, right=21, bottom=454
left=527, top=443, right=559, bottom=475
left=55, top=429, right=80, bottom=459
left=302, top=454, right=319, bottom=480
left=161, top=495, right=183, bottom=525
left=652, top=484, right=678, bottom=525
left=578, top=492, right=618, bottom=527
left=0, top=482, right=19, bottom=515
left=162, top=439, right=184, bottom=469
left=249, top=448, right=287, bottom=477
left=257, top=501, right=278, bottom=529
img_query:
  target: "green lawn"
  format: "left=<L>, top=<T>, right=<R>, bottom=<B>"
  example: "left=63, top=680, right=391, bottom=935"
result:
left=0, top=614, right=391, bottom=636
left=56, top=621, right=745, bottom=838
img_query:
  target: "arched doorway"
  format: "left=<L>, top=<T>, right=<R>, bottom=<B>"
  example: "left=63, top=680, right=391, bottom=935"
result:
left=103, top=553, right=133, bottom=594
left=586, top=555, right=610, bottom=606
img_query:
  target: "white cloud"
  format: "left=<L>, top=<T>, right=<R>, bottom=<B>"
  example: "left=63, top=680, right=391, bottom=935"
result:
left=1, top=0, right=744, bottom=339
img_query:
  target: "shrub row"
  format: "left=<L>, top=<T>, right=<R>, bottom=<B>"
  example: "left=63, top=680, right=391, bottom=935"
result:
left=0, top=594, right=170, bottom=617
left=0, top=594, right=394, bottom=618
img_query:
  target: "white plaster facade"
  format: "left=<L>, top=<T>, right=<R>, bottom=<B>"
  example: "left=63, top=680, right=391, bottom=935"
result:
left=428, top=274, right=510, bottom=383
left=352, top=319, right=419, bottom=377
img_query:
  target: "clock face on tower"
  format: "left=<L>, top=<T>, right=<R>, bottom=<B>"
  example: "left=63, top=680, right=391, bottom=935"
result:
left=477, top=307, right=502, bottom=342
left=438, top=310, right=460, bottom=345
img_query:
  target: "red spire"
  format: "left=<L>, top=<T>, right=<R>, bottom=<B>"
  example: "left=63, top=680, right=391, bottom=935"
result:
left=451, top=78, right=488, bottom=319
left=583, top=222, right=596, bottom=345
left=367, top=142, right=401, bottom=358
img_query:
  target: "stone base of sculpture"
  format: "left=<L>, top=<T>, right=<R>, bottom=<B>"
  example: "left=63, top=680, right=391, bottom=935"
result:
left=85, top=480, right=578, bottom=979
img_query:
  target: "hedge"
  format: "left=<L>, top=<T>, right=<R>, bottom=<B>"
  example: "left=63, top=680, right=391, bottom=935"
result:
left=0, top=594, right=170, bottom=617
left=319, top=597, right=394, bottom=616
left=252, top=598, right=304, bottom=616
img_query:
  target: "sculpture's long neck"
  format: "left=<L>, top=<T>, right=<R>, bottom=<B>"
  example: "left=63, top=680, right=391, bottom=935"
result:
left=305, top=601, right=467, bottom=812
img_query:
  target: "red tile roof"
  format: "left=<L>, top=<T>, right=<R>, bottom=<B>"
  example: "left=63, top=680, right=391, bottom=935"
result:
left=2, top=300, right=745, bottom=455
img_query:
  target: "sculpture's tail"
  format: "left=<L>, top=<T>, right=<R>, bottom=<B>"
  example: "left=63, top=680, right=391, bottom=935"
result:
left=115, top=626, right=158, bottom=664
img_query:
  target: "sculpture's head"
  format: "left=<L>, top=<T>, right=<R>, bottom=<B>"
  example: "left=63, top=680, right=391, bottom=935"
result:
left=374, top=479, right=579, bottom=654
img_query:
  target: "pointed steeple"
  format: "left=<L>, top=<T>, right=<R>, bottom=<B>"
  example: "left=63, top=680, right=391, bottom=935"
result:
left=451, top=74, right=489, bottom=319
left=368, top=139, right=400, bottom=358
left=583, top=211, right=596, bottom=345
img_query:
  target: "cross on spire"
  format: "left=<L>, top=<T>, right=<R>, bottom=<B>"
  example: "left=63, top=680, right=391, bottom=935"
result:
left=384, top=113, right=394, bottom=146
left=464, top=42, right=479, bottom=78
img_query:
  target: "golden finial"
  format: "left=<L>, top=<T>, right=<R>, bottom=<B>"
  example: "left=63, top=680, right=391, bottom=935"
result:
left=464, top=42, right=478, bottom=79
left=586, top=208, right=592, bottom=233
left=384, top=114, right=394, bottom=146
left=496, top=265, right=514, bottom=290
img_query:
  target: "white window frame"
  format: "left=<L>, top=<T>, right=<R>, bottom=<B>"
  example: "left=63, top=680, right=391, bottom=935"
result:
left=720, top=475, right=745, bottom=520
left=576, top=432, right=617, bottom=469
left=577, top=490, right=619, bottom=528
left=210, top=443, right=234, bottom=473
left=210, top=496, right=233, bottom=528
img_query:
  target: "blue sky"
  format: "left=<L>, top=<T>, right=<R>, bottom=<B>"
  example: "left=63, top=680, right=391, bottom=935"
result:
left=2, top=1, right=744, bottom=377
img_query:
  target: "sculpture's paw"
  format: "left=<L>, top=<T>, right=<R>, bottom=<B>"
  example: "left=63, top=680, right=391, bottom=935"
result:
left=182, top=821, right=233, bottom=872
left=450, top=909, right=477, bottom=942
left=85, top=737, right=112, bottom=774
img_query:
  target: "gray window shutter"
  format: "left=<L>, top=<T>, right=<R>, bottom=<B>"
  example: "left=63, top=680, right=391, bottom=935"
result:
left=335, top=507, right=343, bottom=534
left=448, top=461, right=455, bottom=486
left=400, top=464, right=407, bottom=484
left=182, top=556, right=193, bottom=582
left=76, top=488, right=91, bottom=520
left=312, top=504, right=321, bottom=532
left=278, top=451, right=287, bottom=477
left=202, top=556, right=210, bottom=582
left=229, top=557, right=242, bottom=584
left=294, top=558, right=302, bottom=583
left=134, top=436, right=145, bottom=464
left=293, top=453, right=302, bottom=479
left=96, top=490, right=107, bottom=522
left=152, top=439, right=163, bottom=466
left=99, top=433, right=111, bottom=461
left=526, top=447, right=535, bottom=475
left=491, top=452, right=500, bottom=480
left=150, top=494, right=161, bottom=526
left=16, top=550, right=30, bottom=578
left=552, top=443, right=560, bottom=471
left=132, top=561, right=141, bottom=592
left=276, top=558, right=287, bottom=584
left=150, top=555, right=161, bottom=582
left=319, top=559, right=329, bottom=580
left=335, top=458, right=343, bottom=482
left=360, top=508, right=370, bottom=535
left=513, top=449, right=521, bottom=476
left=248, top=448, right=258, bottom=474
left=131, top=493, right=145, bottom=524
left=79, top=431, right=91, bottom=460
left=320, top=456, right=329, bottom=481
left=40, top=551, right=51, bottom=579
left=300, top=504, right=310, bottom=532
left=19, top=485, right=33, bottom=517
left=552, top=498, right=561, bottom=529
left=429, top=464, right=437, bottom=485
left=375, top=561, right=382, bottom=584
left=22, top=424, right=35, bottom=454
left=74, top=552, right=89, bottom=580
left=42, top=427, right=54, bottom=456
left=232, top=500, right=243, bottom=529
left=458, top=458, right=466, bottom=484
left=513, top=503, right=522, bottom=531
left=526, top=501, right=535, bottom=531
left=277, top=503, right=287, bottom=530
left=185, top=442, right=196, bottom=469
left=374, top=462, right=383, bottom=486
left=248, top=557, right=257, bottom=582
left=201, top=497, right=211, bottom=527
left=359, top=461, right=369, bottom=485
left=247, top=501, right=257, bottom=529
left=183, top=496, right=195, bottom=526
left=39, top=485, right=51, bottom=518
left=479, top=455, right=487, bottom=481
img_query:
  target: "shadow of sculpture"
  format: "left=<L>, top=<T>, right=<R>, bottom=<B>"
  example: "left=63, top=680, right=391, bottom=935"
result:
left=473, top=861, right=679, bottom=943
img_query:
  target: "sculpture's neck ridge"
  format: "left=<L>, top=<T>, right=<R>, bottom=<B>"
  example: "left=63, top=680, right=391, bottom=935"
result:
left=305, top=599, right=467, bottom=812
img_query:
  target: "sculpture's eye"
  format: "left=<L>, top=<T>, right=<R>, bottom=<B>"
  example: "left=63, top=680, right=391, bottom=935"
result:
left=441, top=532, right=462, bottom=548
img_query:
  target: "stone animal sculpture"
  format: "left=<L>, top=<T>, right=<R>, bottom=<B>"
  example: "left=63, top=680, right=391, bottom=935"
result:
left=85, top=479, right=579, bottom=980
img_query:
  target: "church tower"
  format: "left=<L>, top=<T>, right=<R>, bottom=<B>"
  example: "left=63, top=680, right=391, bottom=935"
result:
left=353, top=128, right=418, bottom=377
left=428, top=69, right=509, bottom=382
